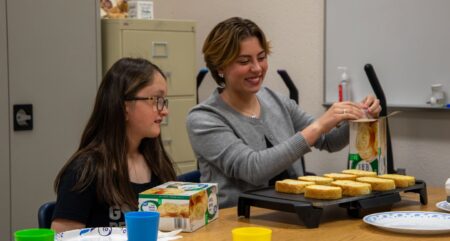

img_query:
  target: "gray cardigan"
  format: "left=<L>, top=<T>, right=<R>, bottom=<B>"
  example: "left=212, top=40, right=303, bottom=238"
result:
left=186, top=87, right=349, bottom=208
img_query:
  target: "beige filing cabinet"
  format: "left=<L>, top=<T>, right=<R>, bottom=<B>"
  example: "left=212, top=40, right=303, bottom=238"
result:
left=102, top=19, right=197, bottom=174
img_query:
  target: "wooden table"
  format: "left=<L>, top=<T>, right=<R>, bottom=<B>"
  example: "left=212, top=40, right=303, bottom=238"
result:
left=181, top=187, right=449, bottom=241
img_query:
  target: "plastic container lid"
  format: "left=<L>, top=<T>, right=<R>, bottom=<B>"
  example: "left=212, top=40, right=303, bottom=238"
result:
left=14, top=228, right=55, bottom=241
left=232, top=227, right=272, bottom=241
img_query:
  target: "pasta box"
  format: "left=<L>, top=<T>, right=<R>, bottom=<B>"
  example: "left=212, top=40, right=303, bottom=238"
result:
left=348, top=117, right=387, bottom=174
left=347, top=112, right=400, bottom=174
left=138, top=181, right=219, bottom=232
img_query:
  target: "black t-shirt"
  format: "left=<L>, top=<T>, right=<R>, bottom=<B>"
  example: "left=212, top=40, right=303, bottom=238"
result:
left=53, top=160, right=162, bottom=228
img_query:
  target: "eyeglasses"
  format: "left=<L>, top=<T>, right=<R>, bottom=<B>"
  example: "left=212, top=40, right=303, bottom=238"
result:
left=125, top=96, right=169, bottom=111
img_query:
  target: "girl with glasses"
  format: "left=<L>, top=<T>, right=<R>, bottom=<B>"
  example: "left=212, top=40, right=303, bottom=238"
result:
left=52, top=57, right=176, bottom=232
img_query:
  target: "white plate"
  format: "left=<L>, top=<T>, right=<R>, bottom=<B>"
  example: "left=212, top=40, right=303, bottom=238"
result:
left=363, top=211, right=450, bottom=235
left=436, top=201, right=450, bottom=212
left=56, top=227, right=126, bottom=241
left=56, top=227, right=182, bottom=241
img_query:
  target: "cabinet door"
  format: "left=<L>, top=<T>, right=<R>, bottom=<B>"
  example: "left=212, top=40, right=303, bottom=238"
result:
left=161, top=97, right=197, bottom=174
left=6, top=0, right=99, bottom=233
left=122, top=30, right=196, bottom=96
left=0, top=0, right=10, bottom=239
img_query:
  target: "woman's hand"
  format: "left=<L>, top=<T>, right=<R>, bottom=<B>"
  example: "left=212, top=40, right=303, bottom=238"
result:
left=300, top=96, right=381, bottom=146
left=360, top=95, right=382, bottom=118
left=315, top=101, right=365, bottom=133
left=301, top=101, right=364, bottom=145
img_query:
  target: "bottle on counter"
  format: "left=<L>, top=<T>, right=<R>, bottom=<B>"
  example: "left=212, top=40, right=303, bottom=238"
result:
left=338, top=66, right=351, bottom=102
left=429, top=84, right=446, bottom=107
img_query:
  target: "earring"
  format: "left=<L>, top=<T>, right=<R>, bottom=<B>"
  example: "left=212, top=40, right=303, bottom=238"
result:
left=218, top=73, right=224, bottom=78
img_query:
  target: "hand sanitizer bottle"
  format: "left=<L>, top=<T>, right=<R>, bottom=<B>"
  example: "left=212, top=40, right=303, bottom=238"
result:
left=338, top=66, right=351, bottom=101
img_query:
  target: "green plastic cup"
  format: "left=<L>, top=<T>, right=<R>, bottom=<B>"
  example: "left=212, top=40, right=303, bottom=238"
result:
left=14, top=228, right=55, bottom=241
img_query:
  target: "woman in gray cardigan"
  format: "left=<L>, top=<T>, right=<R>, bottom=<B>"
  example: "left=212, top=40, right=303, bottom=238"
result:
left=186, top=17, right=381, bottom=208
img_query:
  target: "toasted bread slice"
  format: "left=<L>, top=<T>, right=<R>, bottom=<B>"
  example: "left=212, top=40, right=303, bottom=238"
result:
left=298, top=175, right=334, bottom=185
left=324, top=173, right=357, bottom=181
left=378, top=174, right=415, bottom=188
left=342, top=169, right=377, bottom=177
left=304, top=185, right=342, bottom=200
left=356, top=177, right=396, bottom=191
left=275, top=179, right=315, bottom=194
left=331, top=180, right=372, bottom=196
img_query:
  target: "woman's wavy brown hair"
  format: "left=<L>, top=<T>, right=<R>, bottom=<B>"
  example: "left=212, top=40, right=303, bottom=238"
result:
left=54, top=57, right=176, bottom=210
left=202, top=17, right=271, bottom=86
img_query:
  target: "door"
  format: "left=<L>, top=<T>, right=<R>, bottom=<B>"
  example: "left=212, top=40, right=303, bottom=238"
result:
left=0, top=0, right=10, bottom=239
left=6, top=0, right=100, bottom=235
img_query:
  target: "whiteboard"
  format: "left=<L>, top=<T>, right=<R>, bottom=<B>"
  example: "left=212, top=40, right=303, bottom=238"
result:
left=325, top=0, right=450, bottom=107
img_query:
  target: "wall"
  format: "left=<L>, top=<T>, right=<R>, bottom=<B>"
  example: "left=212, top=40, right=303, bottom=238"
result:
left=0, top=0, right=11, bottom=239
left=154, top=0, right=324, bottom=112
left=154, top=0, right=450, bottom=187
left=325, top=0, right=450, bottom=107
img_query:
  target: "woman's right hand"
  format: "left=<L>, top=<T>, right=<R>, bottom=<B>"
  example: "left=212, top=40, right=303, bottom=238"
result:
left=300, top=101, right=364, bottom=146
left=316, top=101, right=365, bottom=133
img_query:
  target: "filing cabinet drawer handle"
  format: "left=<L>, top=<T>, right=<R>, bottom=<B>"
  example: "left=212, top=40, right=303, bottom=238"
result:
left=152, top=41, right=168, bottom=58
left=163, top=139, right=172, bottom=145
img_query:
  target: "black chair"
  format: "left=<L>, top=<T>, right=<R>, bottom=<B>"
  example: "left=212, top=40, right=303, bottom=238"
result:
left=176, top=170, right=201, bottom=183
left=38, top=201, right=56, bottom=228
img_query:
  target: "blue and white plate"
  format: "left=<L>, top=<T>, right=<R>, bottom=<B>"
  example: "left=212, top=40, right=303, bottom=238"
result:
left=363, top=211, right=450, bottom=235
left=55, top=227, right=182, bottom=241
left=436, top=201, right=450, bottom=212
left=56, top=227, right=126, bottom=241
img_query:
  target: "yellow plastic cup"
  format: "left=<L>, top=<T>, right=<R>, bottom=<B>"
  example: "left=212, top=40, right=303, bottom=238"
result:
left=14, top=228, right=55, bottom=241
left=232, top=227, right=272, bottom=241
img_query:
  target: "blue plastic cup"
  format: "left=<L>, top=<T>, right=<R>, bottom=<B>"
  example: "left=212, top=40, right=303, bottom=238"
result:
left=125, top=211, right=160, bottom=241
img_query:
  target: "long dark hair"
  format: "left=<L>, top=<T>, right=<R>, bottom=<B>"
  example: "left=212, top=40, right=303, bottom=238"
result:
left=54, top=57, right=176, bottom=210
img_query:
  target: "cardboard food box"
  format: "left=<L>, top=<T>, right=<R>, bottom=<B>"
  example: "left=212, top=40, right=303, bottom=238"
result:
left=138, top=182, right=219, bottom=232
left=348, top=117, right=387, bottom=174
left=128, top=0, right=154, bottom=19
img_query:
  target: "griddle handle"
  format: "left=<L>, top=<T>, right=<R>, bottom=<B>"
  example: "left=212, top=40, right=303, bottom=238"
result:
left=364, top=64, right=395, bottom=174
left=364, top=64, right=387, bottom=117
